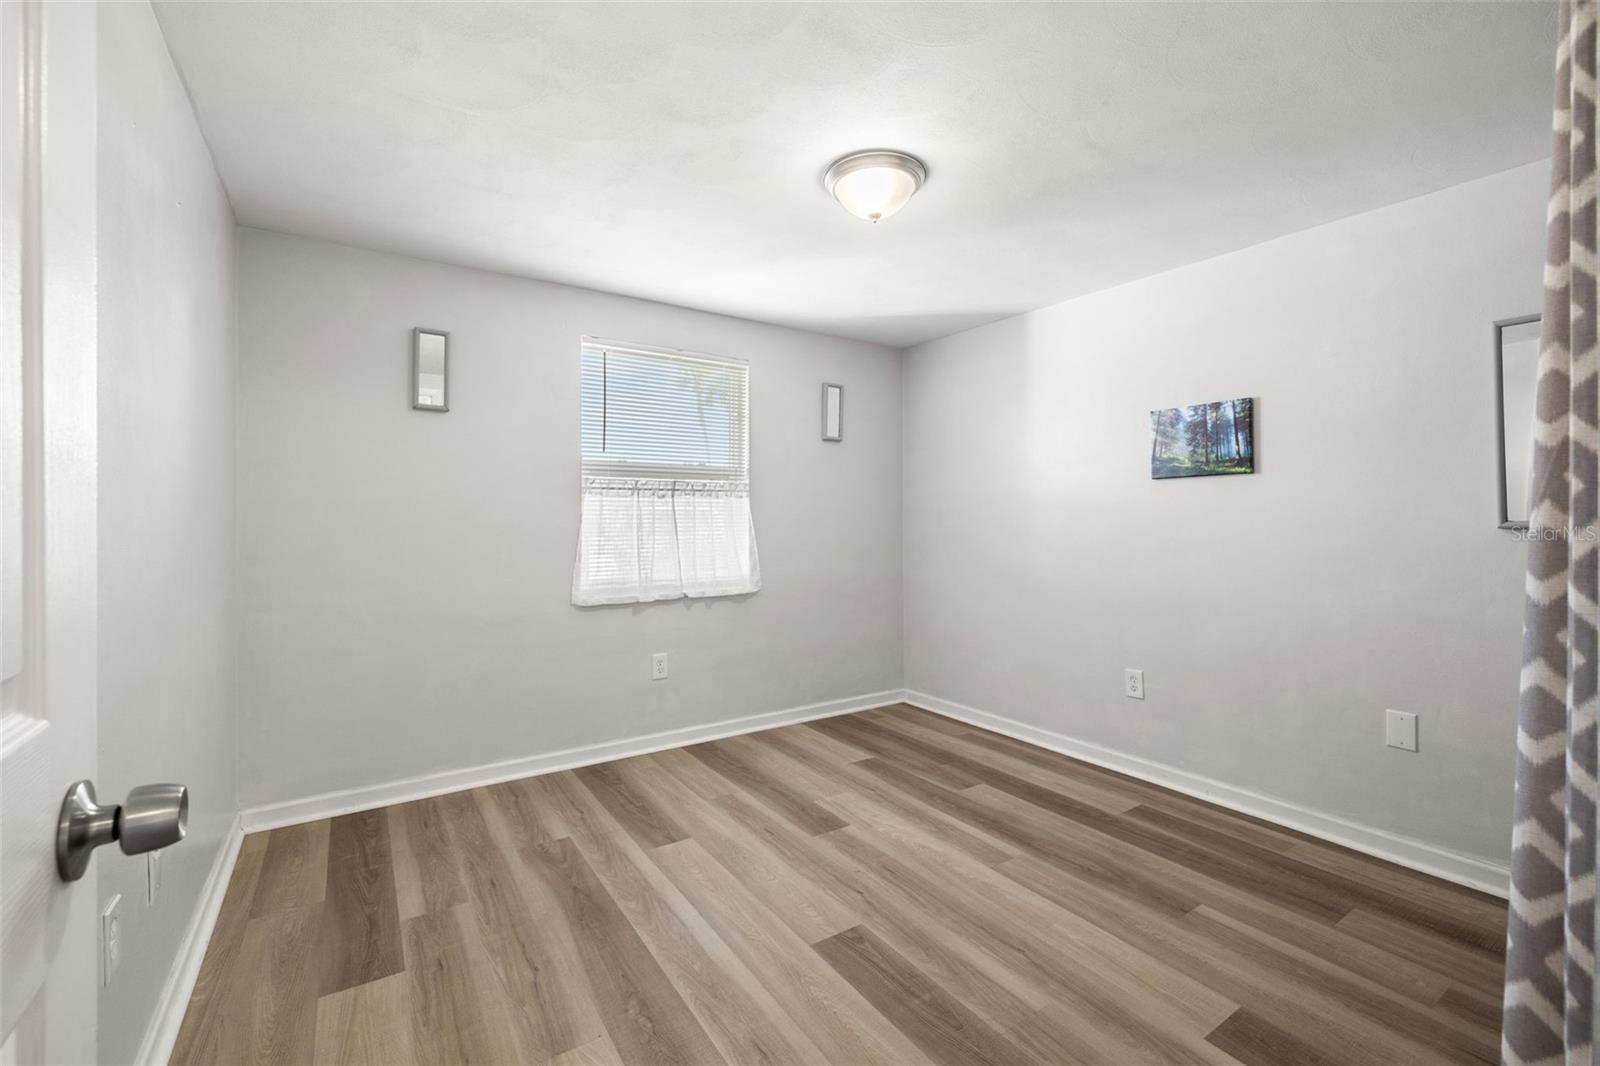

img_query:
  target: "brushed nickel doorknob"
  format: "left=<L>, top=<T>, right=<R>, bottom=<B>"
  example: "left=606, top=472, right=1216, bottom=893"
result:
left=56, top=780, right=188, bottom=882
left=120, top=783, right=189, bottom=855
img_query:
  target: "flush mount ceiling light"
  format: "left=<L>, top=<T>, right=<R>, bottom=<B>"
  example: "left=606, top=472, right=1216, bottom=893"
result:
left=822, top=149, right=927, bottom=223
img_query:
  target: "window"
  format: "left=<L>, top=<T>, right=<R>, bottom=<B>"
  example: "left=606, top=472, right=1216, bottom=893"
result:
left=571, top=338, right=760, bottom=605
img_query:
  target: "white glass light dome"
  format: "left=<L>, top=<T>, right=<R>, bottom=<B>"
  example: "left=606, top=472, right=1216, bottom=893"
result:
left=823, top=150, right=927, bottom=223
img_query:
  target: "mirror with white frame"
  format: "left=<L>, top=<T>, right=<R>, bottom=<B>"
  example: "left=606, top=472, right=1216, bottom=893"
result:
left=413, top=328, right=449, bottom=411
left=1496, top=315, right=1541, bottom=529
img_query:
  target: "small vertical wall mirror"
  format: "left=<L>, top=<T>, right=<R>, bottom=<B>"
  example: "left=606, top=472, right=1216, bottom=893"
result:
left=822, top=382, right=843, bottom=442
left=1496, top=314, right=1541, bottom=529
left=413, top=328, right=449, bottom=412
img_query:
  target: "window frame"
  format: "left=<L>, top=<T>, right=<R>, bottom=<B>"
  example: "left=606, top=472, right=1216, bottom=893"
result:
left=579, top=336, right=750, bottom=484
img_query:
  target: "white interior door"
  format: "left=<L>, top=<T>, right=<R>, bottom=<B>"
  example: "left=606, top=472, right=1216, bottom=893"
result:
left=0, top=1, right=100, bottom=1062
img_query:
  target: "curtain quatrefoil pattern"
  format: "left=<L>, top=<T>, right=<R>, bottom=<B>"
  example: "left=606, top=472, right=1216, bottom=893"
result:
left=1504, top=4, right=1600, bottom=1064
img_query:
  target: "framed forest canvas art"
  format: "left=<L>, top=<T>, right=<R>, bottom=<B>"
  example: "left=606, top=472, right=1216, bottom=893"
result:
left=1150, top=397, right=1254, bottom=479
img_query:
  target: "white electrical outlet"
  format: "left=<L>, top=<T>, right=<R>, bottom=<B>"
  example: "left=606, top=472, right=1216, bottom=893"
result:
left=651, top=652, right=669, bottom=680
left=147, top=849, right=163, bottom=905
left=102, top=894, right=122, bottom=986
left=1124, top=668, right=1145, bottom=700
left=1385, top=709, right=1419, bottom=752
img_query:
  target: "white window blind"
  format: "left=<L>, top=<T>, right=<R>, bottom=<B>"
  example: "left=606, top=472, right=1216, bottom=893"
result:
left=571, top=338, right=761, bottom=606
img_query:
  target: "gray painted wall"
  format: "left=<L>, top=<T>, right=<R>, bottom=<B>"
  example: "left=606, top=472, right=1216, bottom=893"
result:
left=902, top=161, right=1548, bottom=866
left=234, top=230, right=903, bottom=809
left=96, top=2, right=238, bottom=1062
left=84, top=20, right=1547, bottom=1046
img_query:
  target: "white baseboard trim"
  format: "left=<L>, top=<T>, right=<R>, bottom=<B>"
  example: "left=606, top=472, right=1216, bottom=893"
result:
left=134, top=814, right=245, bottom=1066
left=240, top=689, right=910, bottom=833
left=903, top=690, right=1510, bottom=899
left=237, top=683, right=1507, bottom=893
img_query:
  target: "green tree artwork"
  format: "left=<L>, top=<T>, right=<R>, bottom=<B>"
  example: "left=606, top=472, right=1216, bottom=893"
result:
left=1150, top=397, right=1254, bottom=479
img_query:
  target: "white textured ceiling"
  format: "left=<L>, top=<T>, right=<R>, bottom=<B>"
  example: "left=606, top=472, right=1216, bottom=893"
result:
left=154, top=2, right=1556, bottom=348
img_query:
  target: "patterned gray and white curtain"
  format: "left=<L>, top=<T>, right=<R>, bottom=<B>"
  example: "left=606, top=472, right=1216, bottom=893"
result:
left=1504, top=3, right=1600, bottom=1064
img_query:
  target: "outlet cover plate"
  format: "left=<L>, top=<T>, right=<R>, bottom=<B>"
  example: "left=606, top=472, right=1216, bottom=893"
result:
left=1124, top=668, right=1145, bottom=700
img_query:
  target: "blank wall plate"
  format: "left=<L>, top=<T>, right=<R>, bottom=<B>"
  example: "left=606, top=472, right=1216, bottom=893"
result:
left=1385, top=709, right=1418, bottom=752
left=1124, top=668, right=1145, bottom=700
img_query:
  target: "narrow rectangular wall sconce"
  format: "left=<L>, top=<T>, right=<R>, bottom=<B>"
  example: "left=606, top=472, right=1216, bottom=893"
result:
left=822, top=382, right=843, bottom=441
left=412, top=327, right=449, bottom=411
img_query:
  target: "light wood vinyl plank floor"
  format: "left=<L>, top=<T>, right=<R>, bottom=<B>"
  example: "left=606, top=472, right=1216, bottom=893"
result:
left=171, top=704, right=1507, bottom=1065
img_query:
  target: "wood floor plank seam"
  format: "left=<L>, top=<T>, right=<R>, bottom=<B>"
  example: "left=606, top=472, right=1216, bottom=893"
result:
left=318, top=810, right=405, bottom=998
left=687, top=739, right=851, bottom=836
left=453, top=781, right=608, bottom=1059
left=561, top=765, right=831, bottom=1064
left=811, top=924, right=1034, bottom=1066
